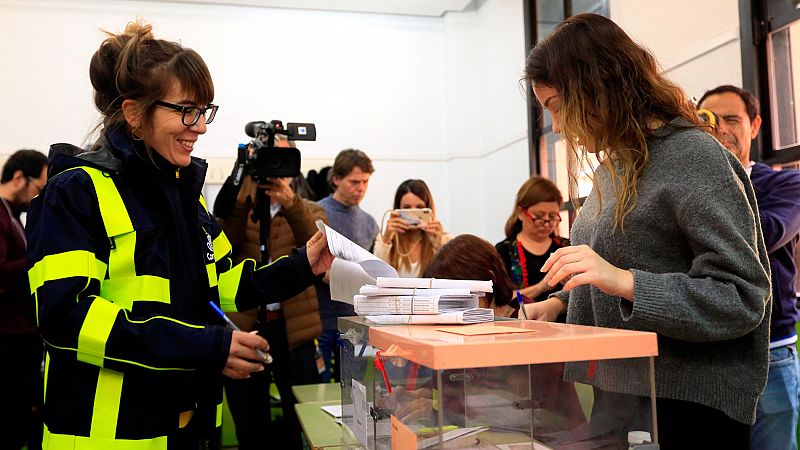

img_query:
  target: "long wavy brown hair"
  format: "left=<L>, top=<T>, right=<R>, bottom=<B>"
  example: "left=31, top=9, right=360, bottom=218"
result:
left=525, top=13, right=706, bottom=230
left=389, top=179, right=436, bottom=274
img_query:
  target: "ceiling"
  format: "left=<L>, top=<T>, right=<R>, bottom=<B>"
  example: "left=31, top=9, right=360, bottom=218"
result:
left=122, top=0, right=478, bottom=17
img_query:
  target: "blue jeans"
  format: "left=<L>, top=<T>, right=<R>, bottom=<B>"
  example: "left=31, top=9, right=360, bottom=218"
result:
left=318, top=328, right=340, bottom=383
left=751, top=345, right=800, bottom=450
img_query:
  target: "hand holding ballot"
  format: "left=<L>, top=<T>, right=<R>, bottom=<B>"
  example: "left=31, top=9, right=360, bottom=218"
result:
left=315, top=221, right=495, bottom=324
left=305, top=230, right=334, bottom=275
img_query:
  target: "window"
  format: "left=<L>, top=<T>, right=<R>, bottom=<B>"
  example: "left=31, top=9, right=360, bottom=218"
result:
left=741, top=0, right=800, bottom=163
left=768, top=20, right=800, bottom=150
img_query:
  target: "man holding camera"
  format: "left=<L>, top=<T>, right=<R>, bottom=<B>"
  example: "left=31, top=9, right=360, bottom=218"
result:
left=316, top=149, right=379, bottom=382
left=215, top=135, right=326, bottom=449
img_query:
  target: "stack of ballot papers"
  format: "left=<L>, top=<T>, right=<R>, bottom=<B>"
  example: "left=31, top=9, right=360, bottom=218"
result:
left=364, top=308, right=495, bottom=325
left=316, top=221, right=496, bottom=325
left=354, top=287, right=480, bottom=315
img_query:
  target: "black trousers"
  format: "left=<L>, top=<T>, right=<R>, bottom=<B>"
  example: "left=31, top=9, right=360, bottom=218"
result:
left=223, top=318, right=320, bottom=450
left=657, top=397, right=749, bottom=449
left=0, top=333, right=43, bottom=450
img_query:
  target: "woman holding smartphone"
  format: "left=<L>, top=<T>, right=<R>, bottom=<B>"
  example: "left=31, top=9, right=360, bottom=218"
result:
left=375, top=179, right=451, bottom=277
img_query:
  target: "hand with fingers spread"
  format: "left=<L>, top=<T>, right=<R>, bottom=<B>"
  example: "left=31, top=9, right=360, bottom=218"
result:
left=223, top=330, right=269, bottom=379
left=541, top=245, right=634, bottom=301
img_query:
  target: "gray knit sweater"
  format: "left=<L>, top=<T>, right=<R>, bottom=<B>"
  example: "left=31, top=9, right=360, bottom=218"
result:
left=558, top=120, right=771, bottom=425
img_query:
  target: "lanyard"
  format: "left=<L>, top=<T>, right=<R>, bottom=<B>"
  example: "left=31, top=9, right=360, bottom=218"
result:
left=516, top=239, right=529, bottom=287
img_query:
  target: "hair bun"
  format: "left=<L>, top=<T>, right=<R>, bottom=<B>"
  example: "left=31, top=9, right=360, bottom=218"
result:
left=122, top=21, right=153, bottom=40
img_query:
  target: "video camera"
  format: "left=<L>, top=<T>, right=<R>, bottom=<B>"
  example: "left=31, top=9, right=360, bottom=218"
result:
left=235, top=120, right=317, bottom=184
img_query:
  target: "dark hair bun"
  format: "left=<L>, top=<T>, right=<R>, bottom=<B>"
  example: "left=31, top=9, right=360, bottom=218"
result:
left=89, top=21, right=153, bottom=114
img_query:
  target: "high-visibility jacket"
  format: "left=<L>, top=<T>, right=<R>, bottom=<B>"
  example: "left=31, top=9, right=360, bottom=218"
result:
left=27, top=131, right=318, bottom=449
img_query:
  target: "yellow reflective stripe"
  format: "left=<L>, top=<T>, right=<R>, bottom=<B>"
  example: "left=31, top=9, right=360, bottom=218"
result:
left=123, top=310, right=204, bottom=329
left=199, top=194, right=208, bottom=212
left=108, top=232, right=136, bottom=280
left=43, top=338, right=195, bottom=372
left=101, top=275, right=171, bottom=309
left=216, top=402, right=223, bottom=427
left=217, top=263, right=244, bottom=312
left=43, top=352, right=50, bottom=403
left=91, top=369, right=123, bottom=439
left=77, top=300, right=121, bottom=367
left=206, top=263, right=218, bottom=288
left=43, top=424, right=168, bottom=450
left=213, top=232, right=232, bottom=261
left=29, top=250, right=107, bottom=294
left=80, top=167, right=133, bottom=236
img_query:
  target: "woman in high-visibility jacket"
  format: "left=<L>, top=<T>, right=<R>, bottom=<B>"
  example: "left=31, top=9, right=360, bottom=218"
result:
left=26, top=21, right=333, bottom=449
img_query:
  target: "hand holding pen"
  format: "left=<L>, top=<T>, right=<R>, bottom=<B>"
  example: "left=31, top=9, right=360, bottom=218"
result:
left=516, top=290, right=530, bottom=320
left=210, top=302, right=273, bottom=379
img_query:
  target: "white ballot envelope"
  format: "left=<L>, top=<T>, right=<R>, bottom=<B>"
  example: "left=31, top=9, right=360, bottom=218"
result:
left=316, top=220, right=398, bottom=304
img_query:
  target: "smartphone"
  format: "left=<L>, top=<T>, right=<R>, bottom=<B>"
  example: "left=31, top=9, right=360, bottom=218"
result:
left=396, top=208, right=432, bottom=227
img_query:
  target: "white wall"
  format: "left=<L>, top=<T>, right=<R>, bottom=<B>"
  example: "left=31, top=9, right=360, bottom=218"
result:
left=610, top=0, right=743, bottom=99
left=0, top=0, right=529, bottom=243
left=0, top=0, right=746, bottom=243
left=441, top=0, right=530, bottom=243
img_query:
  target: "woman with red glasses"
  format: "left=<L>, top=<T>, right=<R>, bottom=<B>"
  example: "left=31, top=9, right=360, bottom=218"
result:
left=495, top=176, right=568, bottom=307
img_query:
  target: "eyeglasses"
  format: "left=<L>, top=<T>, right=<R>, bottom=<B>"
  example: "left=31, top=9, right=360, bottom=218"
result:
left=26, top=177, right=45, bottom=193
left=522, top=209, right=562, bottom=227
left=154, top=100, right=218, bottom=126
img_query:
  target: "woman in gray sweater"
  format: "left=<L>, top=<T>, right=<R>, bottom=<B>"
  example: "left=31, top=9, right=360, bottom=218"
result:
left=521, top=14, right=771, bottom=450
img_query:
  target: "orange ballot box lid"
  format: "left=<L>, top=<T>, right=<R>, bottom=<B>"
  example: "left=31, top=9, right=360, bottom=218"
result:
left=368, top=320, right=658, bottom=370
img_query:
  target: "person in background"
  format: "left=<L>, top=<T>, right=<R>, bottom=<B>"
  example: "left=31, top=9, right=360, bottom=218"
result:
left=0, top=149, right=47, bottom=450
left=374, top=179, right=452, bottom=277
left=521, top=14, right=770, bottom=449
left=699, top=85, right=800, bottom=450
left=316, top=149, right=378, bottom=382
left=215, top=134, right=326, bottom=449
left=495, top=176, right=568, bottom=306
left=423, top=234, right=516, bottom=318
left=26, top=21, right=333, bottom=448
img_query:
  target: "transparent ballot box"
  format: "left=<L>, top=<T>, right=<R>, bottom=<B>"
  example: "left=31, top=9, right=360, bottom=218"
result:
left=362, top=321, right=659, bottom=450
left=339, top=316, right=393, bottom=449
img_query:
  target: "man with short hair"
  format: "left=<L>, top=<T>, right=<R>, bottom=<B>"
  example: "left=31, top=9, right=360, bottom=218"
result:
left=316, top=149, right=378, bottom=382
left=700, top=85, right=800, bottom=450
left=0, top=149, right=47, bottom=450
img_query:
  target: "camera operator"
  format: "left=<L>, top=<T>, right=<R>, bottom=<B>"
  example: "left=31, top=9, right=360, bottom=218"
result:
left=215, top=134, right=327, bottom=449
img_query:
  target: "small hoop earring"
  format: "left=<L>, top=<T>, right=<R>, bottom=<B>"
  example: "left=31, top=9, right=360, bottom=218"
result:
left=131, top=127, right=143, bottom=141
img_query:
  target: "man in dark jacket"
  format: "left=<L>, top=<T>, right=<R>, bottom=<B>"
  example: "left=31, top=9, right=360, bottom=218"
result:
left=701, top=85, right=800, bottom=450
left=0, top=149, right=47, bottom=450
left=215, top=135, right=326, bottom=449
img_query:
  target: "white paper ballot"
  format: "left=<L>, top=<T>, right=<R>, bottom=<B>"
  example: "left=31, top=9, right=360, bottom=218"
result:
left=358, top=286, right=473, bottom=296
left=329, top=259, right=376, bottom=305
left=354, top=294, right=480, bottom=315
left=366, top=308, right=494, bottom=325
left=321, top=404, right=343, bottom=418
left=376, top=276, right=493, bottom=292
left=352, top=379, right=369, bottom=447
left=317, top=220, right=398, bottom=304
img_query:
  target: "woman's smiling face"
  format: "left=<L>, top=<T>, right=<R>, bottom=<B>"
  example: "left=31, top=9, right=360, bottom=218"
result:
left=140, top=82, right=208, bottom=167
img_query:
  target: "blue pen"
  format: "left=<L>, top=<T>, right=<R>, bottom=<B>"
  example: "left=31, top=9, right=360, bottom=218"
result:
left=209, top=301, right=272, bottom=364
left=516, top=291, right=529, bottom=320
